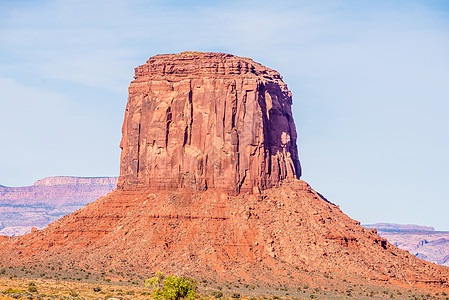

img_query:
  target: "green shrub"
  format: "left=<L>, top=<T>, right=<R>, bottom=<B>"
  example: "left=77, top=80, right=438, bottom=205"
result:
left=28, top=286, right=38, bottom=293
left=2, top=288, right=25, bottom=295
left=231, top=292, right=241, bottom=298
left=211, top=291, right=223, bottom=298
left=93, top=286, right=102, bottom=292
left=145, top=271, right=197, bottom=300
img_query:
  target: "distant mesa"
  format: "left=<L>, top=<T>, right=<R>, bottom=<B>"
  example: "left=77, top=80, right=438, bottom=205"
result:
left=0, top=176, right=117, bottom=236
left=0, top=52, right=448, bottom=291
left=364, top=223, right=449, bottom=268
left=364, top=223, right=436, bottom=232
left=33, top=176, right=118, bottom=187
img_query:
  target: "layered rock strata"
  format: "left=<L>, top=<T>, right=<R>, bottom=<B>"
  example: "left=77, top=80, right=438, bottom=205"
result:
left=365, top=223, right=449, bottom=267
left=0, top=176, right=117, bottom=206
left=118, top=52, right=301, bottom=194
left=0, top=177, right=117, bottom=236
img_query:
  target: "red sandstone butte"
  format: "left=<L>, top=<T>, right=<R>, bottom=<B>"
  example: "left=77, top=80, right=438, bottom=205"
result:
left=118, top=52, right=301, bottom=194
left=0, top=52, right=448, bottom=292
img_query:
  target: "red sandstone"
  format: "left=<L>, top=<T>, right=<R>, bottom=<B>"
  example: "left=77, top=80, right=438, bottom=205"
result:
left=118, top=52, right=301, bottom=194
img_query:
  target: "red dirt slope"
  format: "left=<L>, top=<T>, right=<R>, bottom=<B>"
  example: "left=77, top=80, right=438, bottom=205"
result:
left=0, top=180, right=448, bottom=291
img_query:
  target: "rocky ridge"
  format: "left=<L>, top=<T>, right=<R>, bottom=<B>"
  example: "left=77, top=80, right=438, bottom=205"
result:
left=0, top=176, right=117, bottom=236
left=33, top=177, right=117, bottom=187
left=0, top=52, right=448, bottom=292
left=365, top=223, right=436, bottom=232
left=365, top=223, right=449, bottom=267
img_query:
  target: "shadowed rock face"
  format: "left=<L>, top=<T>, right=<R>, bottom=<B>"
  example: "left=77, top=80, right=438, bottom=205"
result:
left=118, top=52, right=301, bottom=194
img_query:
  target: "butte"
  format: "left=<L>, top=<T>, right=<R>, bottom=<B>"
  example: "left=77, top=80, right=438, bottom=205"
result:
left=0, top=52, right=448, bottom=291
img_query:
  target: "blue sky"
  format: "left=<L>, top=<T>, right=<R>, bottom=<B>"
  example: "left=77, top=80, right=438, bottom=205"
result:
left=1, top=0, right=449, bottom=229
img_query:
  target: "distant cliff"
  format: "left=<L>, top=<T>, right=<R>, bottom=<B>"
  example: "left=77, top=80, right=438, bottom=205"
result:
left=364, top=223, right=449, bottom=267
left=0, top=176, right=117, bottom=236
left=33, top=177, right=117, bottom=187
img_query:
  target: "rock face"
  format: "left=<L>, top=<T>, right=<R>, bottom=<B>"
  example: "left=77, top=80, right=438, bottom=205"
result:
left=0, top=176, right=117, bottom=236
left=118, top=52, right=301, bottom=194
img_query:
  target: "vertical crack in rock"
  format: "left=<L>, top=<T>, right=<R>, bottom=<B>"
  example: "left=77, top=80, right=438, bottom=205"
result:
left=231, top=81, right=237, bottom=128
left=118, top=52, right=301, bottom=194
left=136, top=123, right=141, bottom=176
left=187, top=82, right=193, bottom=146
left=222, top=97, right=226, bottom=141
left=165, top=106, right=172, bottom=149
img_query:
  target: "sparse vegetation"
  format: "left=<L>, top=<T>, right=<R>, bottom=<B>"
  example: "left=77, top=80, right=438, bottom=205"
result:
left=145, top=271, right=197, bottom=300
left=2, top=288, right=25, bottom=295
left=0, top=265, right=447, bottom=300
left=27, top=282, right=38, bottom=293
left=211, top=290, right=223, bottom=298
left=93, top=286, right=102, bottom=292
